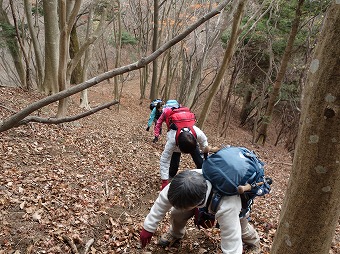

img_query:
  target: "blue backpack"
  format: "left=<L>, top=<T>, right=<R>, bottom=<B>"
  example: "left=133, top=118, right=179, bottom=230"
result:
left=202, top=146, right=271, bottom=217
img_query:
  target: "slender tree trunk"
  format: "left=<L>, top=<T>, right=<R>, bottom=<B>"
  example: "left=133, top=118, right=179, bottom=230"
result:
left=163, top=49, right=172, bottom=101
left=80, top=7, right=94, bottom=110
left=113, top=0, right=122, bottom=100
left=271, top=3, right=340, bottom=253
left=9, top=0, right=30, bottom=89
left=150, top=0, right=159, bottom=99
left=197, top=0, right=247, bottom=129
left=0, top=0, right=26, bottom=88
left=186, top=1, right=230, bottom=109
left=256, top=0, right=305, bottom=145
left=24, top=0, right=44, bottom=88
left=57, top=0, right=68, bottom=118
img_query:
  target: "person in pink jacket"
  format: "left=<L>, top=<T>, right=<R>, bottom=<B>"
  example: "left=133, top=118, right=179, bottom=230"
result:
left=139, top=170, right=260, bottom=254
left=153, top=99, right=180, bottom=140
left=153, top=100, right=209, bottom=190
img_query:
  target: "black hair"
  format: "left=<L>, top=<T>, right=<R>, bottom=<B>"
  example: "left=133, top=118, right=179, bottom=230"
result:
left=168, top=170, right=207, bottom=209
left=177, top=130, right=197, bottom=153
left=156, top=102, right=164, bottom=109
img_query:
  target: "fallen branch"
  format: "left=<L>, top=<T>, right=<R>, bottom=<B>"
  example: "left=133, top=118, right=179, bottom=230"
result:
left=13, top=100, right=118, bottom=127
left=104, top=180, right=109, bottom=197
left=269, top=161, right=293, bottom=166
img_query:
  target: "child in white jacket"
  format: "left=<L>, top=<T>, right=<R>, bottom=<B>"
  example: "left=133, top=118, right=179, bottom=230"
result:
left=139, top=170, right=260, bottom=254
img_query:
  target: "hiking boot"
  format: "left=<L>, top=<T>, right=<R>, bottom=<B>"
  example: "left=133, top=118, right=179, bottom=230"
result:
left=244, top=244, right=261, bottom=254
left=158, top=231, right=181, bottom=247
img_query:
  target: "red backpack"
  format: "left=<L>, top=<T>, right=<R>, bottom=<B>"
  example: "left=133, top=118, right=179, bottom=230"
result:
left=167, top=107, right=197, bottom=144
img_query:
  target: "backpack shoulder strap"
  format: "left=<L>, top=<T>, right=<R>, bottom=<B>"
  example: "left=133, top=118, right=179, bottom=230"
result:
left=175, top=127, right=197, bottom=145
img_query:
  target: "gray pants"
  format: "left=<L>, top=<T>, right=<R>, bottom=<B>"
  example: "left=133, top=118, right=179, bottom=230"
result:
left=168, top=207, right=260, bottom=246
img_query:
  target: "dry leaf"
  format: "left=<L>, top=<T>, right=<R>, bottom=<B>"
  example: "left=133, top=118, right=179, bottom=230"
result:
left=19, top=201, right=26, bottom=210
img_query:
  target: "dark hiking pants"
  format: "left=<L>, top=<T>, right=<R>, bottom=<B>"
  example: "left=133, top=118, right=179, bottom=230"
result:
left=169, top=145, right=203, bottom=178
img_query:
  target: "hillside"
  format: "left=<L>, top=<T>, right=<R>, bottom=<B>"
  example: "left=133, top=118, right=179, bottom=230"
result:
left=0, top=80, right=339, bottom=254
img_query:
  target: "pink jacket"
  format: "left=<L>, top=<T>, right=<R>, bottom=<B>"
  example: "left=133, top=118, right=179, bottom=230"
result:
left=154, top=107, right=173, bottom=137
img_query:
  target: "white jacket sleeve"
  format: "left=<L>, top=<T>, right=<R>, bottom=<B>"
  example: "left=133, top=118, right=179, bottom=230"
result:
left=215, top=195, right=243, bottom=254
left=193, top=126, right=208, bottom=150
left=159, top=130, right=180, bottom=180
left=143, top=185, right=173, bottom=233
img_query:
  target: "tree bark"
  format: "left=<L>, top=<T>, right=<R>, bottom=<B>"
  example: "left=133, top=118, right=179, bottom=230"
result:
left=69, top=25, right=83, bottom=86
left=57, top=0, right=68, bottom=118
left=0, top=0, right=26, bottom=88
left=24, top=0, right=44, bottom=88
left=270, top=3, right=340, bottom=254
left=150, top=0, right=159, bottom=99
left=113, top=0, right=122, bottom=101
left=57, top=0, right=82, bottom=117
left=42, top=0, right=59, bottom=94
left=9, top=0, right=29, bottom=89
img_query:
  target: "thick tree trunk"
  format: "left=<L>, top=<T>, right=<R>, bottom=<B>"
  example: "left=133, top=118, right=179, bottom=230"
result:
left=42, top=0, right=59, bottom=94
left=57, top=0, right=82, bottom=117
left=69, top=26, right=83, bottom=86
left=271, top=3, right=340, bottom=254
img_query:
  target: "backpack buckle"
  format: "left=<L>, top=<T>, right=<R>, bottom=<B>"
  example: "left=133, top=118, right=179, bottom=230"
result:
left=209, top=192, right=222, bottom=214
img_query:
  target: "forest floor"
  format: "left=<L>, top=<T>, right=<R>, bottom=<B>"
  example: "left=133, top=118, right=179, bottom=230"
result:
left=0, top=79, right=339, bottom=254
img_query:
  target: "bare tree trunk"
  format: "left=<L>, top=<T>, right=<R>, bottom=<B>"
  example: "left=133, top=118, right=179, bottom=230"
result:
left=150, top=0, right=159, bottom=99
left=69, top=26, right=83, bottom=86
left=57, top=0, right=68, bottom=118
left=24, top=0, right=44, bottom=88
left=239, top=78, right=254, bottom=125
left=186, top=1, right=231, bottom=109
left=57, top=0, right=82, bottom=117
left=256, top=0, right=305, bottom=145
left=128, top=0, right=152, bottom=100
left=252, top=35, right=274, bottom=143
left=9, top=0, right=30, bottom=89
left=197, top=0, right=247, bottom=129
left=80, top=8, right=94, bottom=110
left=271, top=3, right=340, bottom=253
left=113, top=0, right=122, bottom=101
left=42, top=0, right=59, bottom=95
left=0, top=0, right=26, bottom=88
left=163, top=49, right=172, bottom=101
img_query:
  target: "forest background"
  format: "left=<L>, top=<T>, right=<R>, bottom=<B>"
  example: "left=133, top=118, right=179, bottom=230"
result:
left=0, top=0, right=339, bottom=253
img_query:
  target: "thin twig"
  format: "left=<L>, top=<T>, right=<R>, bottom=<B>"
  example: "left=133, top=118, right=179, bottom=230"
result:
left=270, top=161, right=292, bottom=166
left=83, top=238, right=94, bottom=254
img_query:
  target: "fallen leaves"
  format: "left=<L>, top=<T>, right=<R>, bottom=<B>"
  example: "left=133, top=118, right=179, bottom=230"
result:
left=1, top=84, right=339, bottom=254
